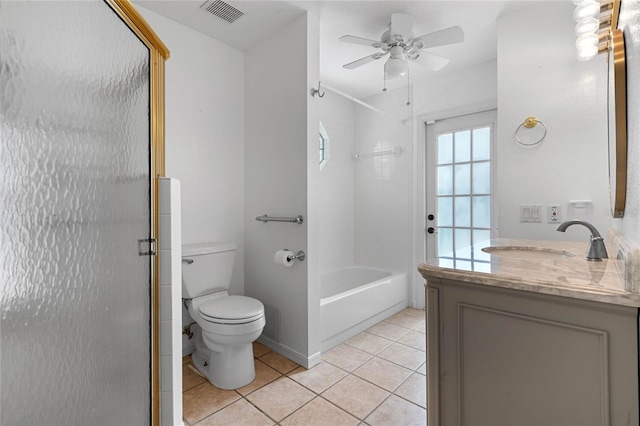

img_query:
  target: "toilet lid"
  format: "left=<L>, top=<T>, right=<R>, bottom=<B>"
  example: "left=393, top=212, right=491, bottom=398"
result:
left=199, top=295, right=264, bottom=324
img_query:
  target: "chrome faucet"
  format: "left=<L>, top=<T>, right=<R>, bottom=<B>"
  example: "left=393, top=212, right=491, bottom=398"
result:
left=556, top=220, right=608, bottom=261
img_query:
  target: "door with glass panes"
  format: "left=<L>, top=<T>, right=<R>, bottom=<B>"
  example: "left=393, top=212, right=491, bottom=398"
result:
left=425, top=110, right=497, bottom=271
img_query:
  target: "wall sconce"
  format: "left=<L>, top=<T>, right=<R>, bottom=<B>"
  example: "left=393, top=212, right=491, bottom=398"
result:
left=573, top=0, right=620, bottom=61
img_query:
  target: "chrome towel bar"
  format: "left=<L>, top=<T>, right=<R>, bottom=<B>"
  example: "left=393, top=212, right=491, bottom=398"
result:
left=255, top=215, right=304, bottom=224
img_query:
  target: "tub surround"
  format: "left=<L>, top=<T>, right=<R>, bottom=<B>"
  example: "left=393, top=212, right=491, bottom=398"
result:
left=419, top=229, right=640, bottom=307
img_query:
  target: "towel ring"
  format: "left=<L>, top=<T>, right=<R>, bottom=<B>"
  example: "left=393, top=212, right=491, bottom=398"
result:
left=515, top=116, right=547, bottom=146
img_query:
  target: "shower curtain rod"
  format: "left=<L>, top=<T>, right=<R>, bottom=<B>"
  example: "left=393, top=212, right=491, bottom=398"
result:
left=321, top=83, right=406, bottom=124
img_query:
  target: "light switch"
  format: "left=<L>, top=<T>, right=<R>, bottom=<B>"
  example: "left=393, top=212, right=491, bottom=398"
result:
left=520, top=205, right=542, bottom=223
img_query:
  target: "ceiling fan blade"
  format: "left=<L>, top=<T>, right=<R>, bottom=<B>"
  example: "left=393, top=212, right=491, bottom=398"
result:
left=343, top=52, right=387, bottom=70
left=410, top=51, right=450, bottom=71
left=412, top=25, right=464, bottom=49
left=390, top=13, right=414, bottom=41
left=339, top=35, right=384, bottom=48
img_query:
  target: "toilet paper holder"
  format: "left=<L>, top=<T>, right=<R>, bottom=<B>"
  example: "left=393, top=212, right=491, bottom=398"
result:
left=285, top=249, right=306, bottom=262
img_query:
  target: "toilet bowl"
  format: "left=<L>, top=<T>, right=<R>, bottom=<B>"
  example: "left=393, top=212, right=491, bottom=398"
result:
left=182, top=243, right=266, bottom=390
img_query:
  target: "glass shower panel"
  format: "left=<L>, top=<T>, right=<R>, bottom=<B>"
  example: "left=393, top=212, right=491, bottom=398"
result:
left=1, top=1, right=151, bottom=424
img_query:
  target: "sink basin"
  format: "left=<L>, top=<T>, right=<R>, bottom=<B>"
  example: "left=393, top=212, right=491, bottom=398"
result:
left=481, top=246, right=575, bottom=260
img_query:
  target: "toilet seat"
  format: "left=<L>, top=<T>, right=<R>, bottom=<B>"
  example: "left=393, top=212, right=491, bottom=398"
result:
left=199, top=295, right=264, bottom=324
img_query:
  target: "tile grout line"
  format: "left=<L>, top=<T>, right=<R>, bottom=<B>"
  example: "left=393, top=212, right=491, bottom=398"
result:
left=184, top=309, right=426, bottom=425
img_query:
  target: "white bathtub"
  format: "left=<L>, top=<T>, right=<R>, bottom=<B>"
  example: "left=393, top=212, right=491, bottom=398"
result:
left=320, top=266, right=407, bottom=352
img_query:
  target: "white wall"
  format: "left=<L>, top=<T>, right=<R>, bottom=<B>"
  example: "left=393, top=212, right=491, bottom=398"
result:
left=497, top=2, right=611, bottom=241
left=617, top=1, right=640, bottom=246
left=244, top=12, right=321, bottom=367
left=136, top=6, right=245, bottom=355
left=318, top=92, right=356, bottom=271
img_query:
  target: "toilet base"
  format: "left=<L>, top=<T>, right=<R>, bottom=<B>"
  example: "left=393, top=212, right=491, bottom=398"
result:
left=191, top=327, right=257, bottom=390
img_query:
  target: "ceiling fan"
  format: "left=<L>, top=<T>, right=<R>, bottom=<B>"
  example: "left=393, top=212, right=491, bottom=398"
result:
left=339, top=13, right=465, bottom=79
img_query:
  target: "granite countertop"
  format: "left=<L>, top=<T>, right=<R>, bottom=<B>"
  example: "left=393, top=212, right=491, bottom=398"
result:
left=418, top=232, right=640, bottom=308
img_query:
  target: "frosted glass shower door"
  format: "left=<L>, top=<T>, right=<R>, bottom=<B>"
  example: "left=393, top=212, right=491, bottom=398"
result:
left=1, top=1, right=154, bottom=424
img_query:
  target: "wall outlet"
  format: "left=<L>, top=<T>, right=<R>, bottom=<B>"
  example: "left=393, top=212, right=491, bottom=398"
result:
left=547, top=205, right=561, bottom=223
left=520, top=205, right=542, bottom=223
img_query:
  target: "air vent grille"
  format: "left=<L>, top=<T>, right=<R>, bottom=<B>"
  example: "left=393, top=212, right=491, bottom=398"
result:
left=200, top=0, right=244, bottom=24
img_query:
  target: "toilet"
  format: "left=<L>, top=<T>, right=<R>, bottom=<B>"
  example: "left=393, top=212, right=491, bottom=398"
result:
left=182, top=242, right=265, bottom=390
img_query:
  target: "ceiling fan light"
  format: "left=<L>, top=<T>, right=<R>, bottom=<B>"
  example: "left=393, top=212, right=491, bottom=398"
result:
left=385, top=57, right=408, bottom=79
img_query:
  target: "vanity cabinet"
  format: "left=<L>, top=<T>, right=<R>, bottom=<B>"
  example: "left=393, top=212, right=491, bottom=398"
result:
left=425, top=277, right=638, bottom=426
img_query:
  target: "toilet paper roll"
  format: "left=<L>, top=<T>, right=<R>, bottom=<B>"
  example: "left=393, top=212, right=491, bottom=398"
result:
left=274, top=250, right=295, bottom=267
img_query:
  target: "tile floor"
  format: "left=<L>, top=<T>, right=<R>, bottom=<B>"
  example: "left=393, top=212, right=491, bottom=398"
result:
left=182, top=308, right=426, bottom=426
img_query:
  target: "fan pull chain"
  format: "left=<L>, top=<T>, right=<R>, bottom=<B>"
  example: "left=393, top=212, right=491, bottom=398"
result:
left=382, top=73, right=387, bottom=92
left=406, top=66, right=411, bottom=106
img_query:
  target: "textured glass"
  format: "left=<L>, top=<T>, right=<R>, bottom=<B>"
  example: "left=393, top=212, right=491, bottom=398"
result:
left=454, top=130, right=471, bottom=163
left=455, top=196, right=471, bottom=227
left=1, top=2, right=151, bottom=425
left=454, top=164, right=471, bottom=195
left=438, top=227, right=454, bottom=257
left=437, top=165, right=453, bottom=195
left=473, top=127, right=491, bottom=160
left=473, top=196, right=491, bottom=228
left=437, top=196, right=453, bottom=227
left=437, top=133, right=453, bottom=164
left=472, top=162, right=491, bottom=194
left=455, top=229, right=472, bottom=259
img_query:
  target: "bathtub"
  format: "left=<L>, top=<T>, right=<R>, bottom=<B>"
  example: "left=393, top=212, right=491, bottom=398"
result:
left=320, top=266, right=407, bottom=352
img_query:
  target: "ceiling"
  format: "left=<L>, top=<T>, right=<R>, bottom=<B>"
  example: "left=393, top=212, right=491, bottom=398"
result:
left=135, top=0, right=538, bottom=99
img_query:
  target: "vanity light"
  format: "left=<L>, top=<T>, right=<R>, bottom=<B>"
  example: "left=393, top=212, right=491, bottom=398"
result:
left=573, top=0, right=620, bottom=61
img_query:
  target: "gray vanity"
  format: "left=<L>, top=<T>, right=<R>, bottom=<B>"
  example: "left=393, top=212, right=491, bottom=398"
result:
left=419, top=231, right=640, bottom=425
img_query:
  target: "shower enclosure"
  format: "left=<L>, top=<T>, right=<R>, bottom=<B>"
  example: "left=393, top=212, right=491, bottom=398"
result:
left=1, top=1, right=167, bottom=424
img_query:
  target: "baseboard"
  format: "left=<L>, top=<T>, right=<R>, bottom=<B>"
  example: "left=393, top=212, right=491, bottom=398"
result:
left=257, top=335, right=321, bottom=369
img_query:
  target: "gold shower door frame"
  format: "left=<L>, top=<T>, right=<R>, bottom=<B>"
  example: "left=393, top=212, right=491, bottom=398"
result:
left=105, top=1, right=169, bottom=424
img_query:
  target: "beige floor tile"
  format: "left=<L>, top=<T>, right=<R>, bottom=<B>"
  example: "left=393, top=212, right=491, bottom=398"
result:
left=182, top=382, right=240, bottom=425
left=288, top=362, right=348, bottom=393
left=395, top=373, right=427, bottom=408
left=259, top=351, right=300, bottom=374
left=280, top=397, right=359, bottom=426
left=322, top=375, right=389, bottom=420
left=366, top=395, right=426, bottom=426
left=377, top=343, right=426, bottom=370
left=236, top=359, right=282, bottom=396
left=345, top=332, right=393, bottom=355
left=412, top=320, right=426, bottom=334
left=246, top=377, right=315, bottom=422
left=183, top=363, right=207, bottom=392
left=383, top=312, right=424, bottom=329
left=195, top=399, right=274, bottom=426
left=183, top=355, right=192, bottom=365
left=353, top=357, right=412, bottom=392
left=366, top=322, right=410, bottom=341
left=398, top=330, right=426, bottom=352
left=402, top=308, right=426, bottom=319
left=253, top=341, right=272, bottom=358
left=416, top=362, right=426, bottom=376
left=322, top=344, right=372, bottom=372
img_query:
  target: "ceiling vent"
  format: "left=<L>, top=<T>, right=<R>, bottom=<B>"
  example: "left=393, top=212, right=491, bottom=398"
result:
left=200, top=0, right=245, bottom=24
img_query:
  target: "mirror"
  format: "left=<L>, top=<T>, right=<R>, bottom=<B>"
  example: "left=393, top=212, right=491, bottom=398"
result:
left=607, top=28, right=627, bottom=218
left=319, top=121, right=330, bottom=170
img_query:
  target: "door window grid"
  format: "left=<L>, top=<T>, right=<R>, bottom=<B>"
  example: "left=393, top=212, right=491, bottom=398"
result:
left=436, top=125, right=492, bottom=268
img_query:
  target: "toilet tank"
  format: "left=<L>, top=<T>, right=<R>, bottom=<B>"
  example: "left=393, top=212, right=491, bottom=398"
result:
left=182, top=242, right=236, bottom=299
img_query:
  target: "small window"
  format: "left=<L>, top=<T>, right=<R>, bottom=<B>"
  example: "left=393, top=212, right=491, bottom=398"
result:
left=319, top=121, right=330, bottom=170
